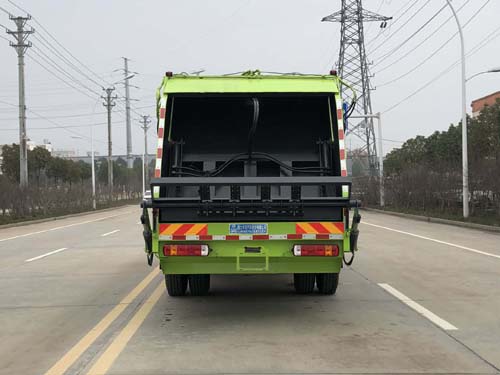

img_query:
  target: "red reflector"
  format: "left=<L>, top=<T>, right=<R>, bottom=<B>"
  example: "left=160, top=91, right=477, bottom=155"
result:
left=293, top=244, right=339, bottom=257
left=316, top=234, right=330, bottom=240
left=163, top=244, right=209, bottom=256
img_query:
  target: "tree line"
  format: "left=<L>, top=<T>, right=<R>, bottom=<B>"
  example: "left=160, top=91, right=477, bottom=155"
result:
left=0, top=144, right=153, bottom=223
left=355, top=101, right=500, bottom=224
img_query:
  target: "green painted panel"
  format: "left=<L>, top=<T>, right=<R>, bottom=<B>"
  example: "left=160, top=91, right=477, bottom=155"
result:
left=160, top=256, right=342, bottom=275
left=158, top=74, right=340, bottom=94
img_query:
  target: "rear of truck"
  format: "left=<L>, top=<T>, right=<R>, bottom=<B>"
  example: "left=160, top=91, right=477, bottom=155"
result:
left=141, top=71, right=360, bottom=296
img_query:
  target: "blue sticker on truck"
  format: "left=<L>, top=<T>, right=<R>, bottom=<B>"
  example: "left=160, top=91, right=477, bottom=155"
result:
left=229, top=224, right=268, bottom=234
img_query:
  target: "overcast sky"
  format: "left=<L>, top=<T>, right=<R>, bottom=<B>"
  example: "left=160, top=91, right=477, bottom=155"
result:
left=1, top=0, right=499, bottom=157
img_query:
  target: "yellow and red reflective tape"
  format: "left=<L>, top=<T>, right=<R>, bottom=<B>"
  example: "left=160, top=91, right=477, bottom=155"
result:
left=159, top=223, right=208, bottom=236
left=158, top=222, right=345, bottom=241
left=336, top=97, right=347, bottom=178
left=155, top=98, right=167, bottom=179
left=153, top=97, right=167, bottom=198
left=296, top=222, right=344, bottom=235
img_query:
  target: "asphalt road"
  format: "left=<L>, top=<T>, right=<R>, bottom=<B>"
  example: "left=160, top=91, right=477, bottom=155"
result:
left=0, top=206, right=499, bottom=375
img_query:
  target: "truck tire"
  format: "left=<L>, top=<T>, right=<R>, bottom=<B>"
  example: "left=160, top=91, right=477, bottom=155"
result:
left=316, top=273, right=339, bottom=295
left=165, top=274, right=188, bottom=297
left=293, top=273, right=316, bottom=294
left=189, top=275, right=210, bottom=296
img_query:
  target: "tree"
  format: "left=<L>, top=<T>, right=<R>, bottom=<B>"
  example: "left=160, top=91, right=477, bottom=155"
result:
left=29, top=147, right=51, bottom=185
left=78, top=160, right=92, bottom=182
left=97, top=158, right=108, bottom=184
left=47, top=157, right=68, bottom=185
left=1, top=144, right=20, bottom=182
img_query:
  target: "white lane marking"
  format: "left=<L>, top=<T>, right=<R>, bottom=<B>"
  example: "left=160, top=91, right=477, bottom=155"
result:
left=363, top=221, right=500, bottom=260
left=378, top=283, right=458, bottom=331
left=101, top=229, right=120, bottom=237
left=0, top=212, right=132, bottom=243
left=25, top=248, right=68, bottom=263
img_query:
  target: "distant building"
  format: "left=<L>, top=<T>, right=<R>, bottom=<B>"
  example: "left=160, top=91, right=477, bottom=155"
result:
left=67, top=153, right=155, bottom=164
left=471, top=91, right=500, bottom=118
left=53, top=149, right=77, bottom=158
left=26, top=139, right=54, bottom=153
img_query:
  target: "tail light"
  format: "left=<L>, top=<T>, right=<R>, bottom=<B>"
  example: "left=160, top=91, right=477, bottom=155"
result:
left=163, top=244, right=209, bottom=256
left=293, top=244, right=339, bottom=257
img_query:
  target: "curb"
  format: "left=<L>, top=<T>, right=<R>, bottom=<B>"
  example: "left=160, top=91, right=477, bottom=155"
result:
left=0, top=204, right=138, bottom=230
left=362, top=207, right=500, bottom=234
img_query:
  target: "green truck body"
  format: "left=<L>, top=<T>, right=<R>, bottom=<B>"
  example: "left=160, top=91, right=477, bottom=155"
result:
left=141, top=71, right=360, bottom=296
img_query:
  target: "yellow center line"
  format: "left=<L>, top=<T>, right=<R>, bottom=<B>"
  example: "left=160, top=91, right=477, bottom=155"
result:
left=43, top=268, right=160, bottom=375
left=85, top=282, right=165, bottom=375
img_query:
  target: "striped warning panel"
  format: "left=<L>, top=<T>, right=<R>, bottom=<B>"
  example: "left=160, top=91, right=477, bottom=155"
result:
left=159, top=223, right=208, bottom=236
left=296, top=222, right=344, bottom=235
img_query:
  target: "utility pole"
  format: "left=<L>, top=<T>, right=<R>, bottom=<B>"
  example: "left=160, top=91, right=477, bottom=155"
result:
left=445, top=0, right=469, bottom=219
left=102, top=87, right=117, bottom=197
left=7, top=14, right=34, bottom=187
left=140, top=115, right=151, bottom=195
left=123, top=57, right=133, bottom=169
left=322, top=1, right=391, bottom=176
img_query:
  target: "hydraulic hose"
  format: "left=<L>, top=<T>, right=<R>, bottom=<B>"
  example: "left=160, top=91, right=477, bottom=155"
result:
left=247, top=98, right=260, bottom=159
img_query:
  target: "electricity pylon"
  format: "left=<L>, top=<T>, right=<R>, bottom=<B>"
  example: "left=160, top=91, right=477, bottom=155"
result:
left=322, top=0, right=391, bottom=175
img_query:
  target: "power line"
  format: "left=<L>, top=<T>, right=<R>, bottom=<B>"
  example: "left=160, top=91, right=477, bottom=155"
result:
left=374, top=0, right=473, bottom=73
left=0, top=5, right=13, bottom=15
left=0, top=122, right=107, bottom=131
left=366, top=0, right=419, bottom=47
left=0, top=99, right=17, bottom=107
left=383, top=138, right=405, bottom=144
left=25, top=108, right=96, bottom=141
left=26, top=53, right=97, bottom=100
left=32, top=32, right=104, bottom=89
left=369, top=0, right=432, bottom=54
left=374, top=3, right=448, bottom=66
left=383, top=23, right=500, bottom=113
left=0, top=111, right=109, bottom=120
left=30, top=46, right=101, bottom=96
left=377, top=0, right=492, bottom=87
left=7, top=0, right=111, bottom=87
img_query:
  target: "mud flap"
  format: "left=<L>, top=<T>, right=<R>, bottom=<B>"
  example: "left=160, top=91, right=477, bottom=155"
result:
left=140, top=204, right=154, bottom=266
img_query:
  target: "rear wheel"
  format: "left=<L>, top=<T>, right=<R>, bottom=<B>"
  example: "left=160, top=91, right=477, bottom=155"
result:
left=165, top=274, right=188, bottom=297
left=316, top=273, right=339, bottom=295
left=293, top=273, right=316, bottom=294
left=189, top=275, right=210, bottom=296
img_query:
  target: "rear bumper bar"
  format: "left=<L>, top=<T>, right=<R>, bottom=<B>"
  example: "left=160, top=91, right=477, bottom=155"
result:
left=143, top=176, right=359, bottom=211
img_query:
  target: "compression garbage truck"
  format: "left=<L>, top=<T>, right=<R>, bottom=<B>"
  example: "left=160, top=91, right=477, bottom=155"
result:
left=141, top=70, right=361, bottom=296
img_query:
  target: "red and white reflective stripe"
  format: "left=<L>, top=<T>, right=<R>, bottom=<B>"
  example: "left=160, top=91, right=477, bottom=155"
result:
left=159, top=233, right=344, bottom=241
left=155, top=97, right=167, bottom=179
left=336, top=98, right=347, bottom=177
